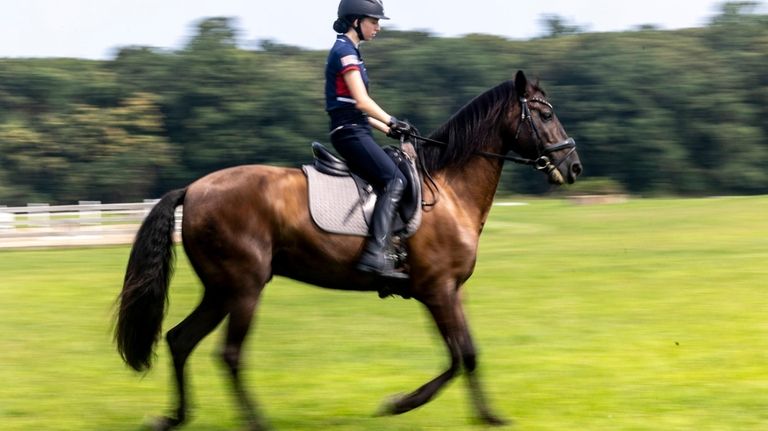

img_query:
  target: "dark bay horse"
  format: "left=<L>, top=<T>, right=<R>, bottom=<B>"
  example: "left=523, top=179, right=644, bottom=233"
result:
left=116, top=70, right=581, bottom=430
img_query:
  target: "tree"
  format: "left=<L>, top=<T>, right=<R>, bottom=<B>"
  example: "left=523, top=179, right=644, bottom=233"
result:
left=2, top=10, right=768, bottom=201
left=539, top=14, right=585, bottom=38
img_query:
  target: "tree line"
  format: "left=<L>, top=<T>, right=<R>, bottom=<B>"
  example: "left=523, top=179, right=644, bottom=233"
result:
left=1, top=2, right=766, bottom=204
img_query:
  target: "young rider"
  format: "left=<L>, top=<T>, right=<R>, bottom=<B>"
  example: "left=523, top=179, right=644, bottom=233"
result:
left=325, top=0, right=412, bottom=280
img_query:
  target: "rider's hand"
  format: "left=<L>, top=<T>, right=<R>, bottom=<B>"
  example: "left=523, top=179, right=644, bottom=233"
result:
left=386, top=116, right=414, bottom=140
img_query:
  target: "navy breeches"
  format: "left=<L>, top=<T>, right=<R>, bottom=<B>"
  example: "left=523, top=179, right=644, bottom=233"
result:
left=330, top=125, right=406, bottom=192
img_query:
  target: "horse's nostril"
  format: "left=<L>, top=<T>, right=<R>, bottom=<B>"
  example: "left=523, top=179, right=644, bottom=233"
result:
left=571, top=163, right=582, bottom=176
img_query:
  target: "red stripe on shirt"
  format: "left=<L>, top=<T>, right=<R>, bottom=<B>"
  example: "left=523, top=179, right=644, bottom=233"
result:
left=336, top=65, right=360, bottom=97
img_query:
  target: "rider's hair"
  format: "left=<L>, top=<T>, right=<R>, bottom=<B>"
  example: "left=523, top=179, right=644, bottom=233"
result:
left=333, top=15, right=362, bottom=33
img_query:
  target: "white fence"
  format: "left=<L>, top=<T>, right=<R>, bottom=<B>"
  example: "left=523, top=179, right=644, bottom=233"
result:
left=0, top=200, right=181, bottom=249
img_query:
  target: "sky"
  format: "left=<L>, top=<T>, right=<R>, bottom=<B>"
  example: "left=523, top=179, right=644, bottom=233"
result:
left=1, top=0, right=764, bottom=60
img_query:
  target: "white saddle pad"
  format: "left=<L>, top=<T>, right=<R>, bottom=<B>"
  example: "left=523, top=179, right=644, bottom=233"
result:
left=302, top=165, right=421, bottom=237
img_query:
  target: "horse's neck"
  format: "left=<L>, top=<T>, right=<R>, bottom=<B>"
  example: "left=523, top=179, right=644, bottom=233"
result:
left=429, top=84, right=516, bottom=229
left=441, top=154, right=505, bottom=229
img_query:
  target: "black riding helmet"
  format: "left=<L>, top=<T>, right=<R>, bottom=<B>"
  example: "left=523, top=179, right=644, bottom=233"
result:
left=333, top=0, right=389, bottom=37
left=338, top=0, right=389, bottom=20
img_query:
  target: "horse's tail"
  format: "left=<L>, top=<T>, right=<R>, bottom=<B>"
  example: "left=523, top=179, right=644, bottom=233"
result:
left=115, top=188, right=186, bottom=372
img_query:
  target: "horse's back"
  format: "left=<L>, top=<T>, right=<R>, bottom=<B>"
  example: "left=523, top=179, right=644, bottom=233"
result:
left=184, top=164, right=306, bottom=216
left=180, top=165, right=310, bottom=270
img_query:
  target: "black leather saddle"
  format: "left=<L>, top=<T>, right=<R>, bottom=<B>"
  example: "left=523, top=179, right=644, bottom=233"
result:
left=310, top=142, right=421, bottom=229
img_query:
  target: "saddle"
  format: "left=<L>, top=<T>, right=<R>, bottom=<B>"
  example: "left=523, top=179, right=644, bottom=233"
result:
left=302, top=142, right=422, bottom=238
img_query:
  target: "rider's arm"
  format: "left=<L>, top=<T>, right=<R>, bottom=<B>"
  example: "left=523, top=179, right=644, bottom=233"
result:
left=343, top=69, right=393, bottom=133
left=368, top=117, right=389, bottom=134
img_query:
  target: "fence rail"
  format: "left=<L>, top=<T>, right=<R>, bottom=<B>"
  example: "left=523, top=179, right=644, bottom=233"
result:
left=0, top=199, right=542, bottom=250
left=0, top=200, right=181, bottom=249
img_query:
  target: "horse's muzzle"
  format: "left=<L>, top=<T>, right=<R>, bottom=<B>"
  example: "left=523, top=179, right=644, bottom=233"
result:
left=547, top=150, right=582, bottom=185
left=567, top=161, right=583, bottom=184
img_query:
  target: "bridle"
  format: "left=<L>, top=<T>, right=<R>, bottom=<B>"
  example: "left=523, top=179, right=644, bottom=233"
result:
left=513, top=96, right=577, bottom=177
left=407, top=95, right=577, bottom=207
left=410, top=96, right=576, bottom=174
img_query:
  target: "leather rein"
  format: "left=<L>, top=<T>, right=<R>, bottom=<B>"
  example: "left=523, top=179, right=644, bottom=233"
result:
left=410, top=96, right=576, bottom=172
left=406, top=96, right=577, bottom=207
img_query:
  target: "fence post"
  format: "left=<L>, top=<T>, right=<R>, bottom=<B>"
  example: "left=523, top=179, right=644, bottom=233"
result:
left=28, top=203, right=50, bottom=229
left=174, top=207, right=183, bottom=235
left=0, top=205, right=12, bottom=230
left=78, top=200, right=101, bottom=227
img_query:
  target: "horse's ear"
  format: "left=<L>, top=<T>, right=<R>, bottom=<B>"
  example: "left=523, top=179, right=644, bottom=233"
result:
left=514, top=70, right=529, bottom=99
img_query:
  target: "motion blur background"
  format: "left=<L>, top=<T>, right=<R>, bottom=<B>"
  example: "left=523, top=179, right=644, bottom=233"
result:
left=0, top=1, right=766, bottom=205
left=2, top=3, right=768, bottom=430
left=0, top=2, right=768, bottom=205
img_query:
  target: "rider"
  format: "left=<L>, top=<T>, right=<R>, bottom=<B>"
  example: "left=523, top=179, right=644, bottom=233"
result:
left=326, top=0, right=412, bottom=280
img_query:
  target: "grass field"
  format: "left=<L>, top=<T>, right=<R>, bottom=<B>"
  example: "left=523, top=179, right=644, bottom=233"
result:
left=1, top=196, right=767, bottom=430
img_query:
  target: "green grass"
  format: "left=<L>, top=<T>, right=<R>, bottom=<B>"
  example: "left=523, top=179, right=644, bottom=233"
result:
left=1, top=196, right=767, bottom=430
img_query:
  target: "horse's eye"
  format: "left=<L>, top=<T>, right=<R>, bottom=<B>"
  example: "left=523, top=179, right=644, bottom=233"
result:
left=540, top=111, right=553, bottom=121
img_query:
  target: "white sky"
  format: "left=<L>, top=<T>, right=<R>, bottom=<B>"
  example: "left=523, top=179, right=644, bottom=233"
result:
left=0, top=0, right=763, bottom=59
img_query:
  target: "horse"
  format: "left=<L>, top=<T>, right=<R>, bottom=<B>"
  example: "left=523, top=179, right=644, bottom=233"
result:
left=115, top=70, right=582, bottom=430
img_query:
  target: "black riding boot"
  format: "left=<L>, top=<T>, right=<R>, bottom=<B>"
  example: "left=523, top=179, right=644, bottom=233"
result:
left=356, top=177, right=409, bottom=280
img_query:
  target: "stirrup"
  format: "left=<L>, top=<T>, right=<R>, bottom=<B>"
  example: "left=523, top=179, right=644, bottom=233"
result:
left=356, top=260, right=410, bottom=280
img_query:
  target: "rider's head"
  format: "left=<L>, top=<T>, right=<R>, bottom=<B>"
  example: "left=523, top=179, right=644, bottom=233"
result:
left=333, top=0, right=389, bottom=42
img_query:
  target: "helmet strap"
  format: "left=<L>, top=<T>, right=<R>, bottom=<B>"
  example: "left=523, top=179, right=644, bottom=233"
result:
left=353, top=18, right=366, bottom=42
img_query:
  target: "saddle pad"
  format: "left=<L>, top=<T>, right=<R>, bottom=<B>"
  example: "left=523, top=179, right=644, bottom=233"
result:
left=302, top=165, right=422, bottom=237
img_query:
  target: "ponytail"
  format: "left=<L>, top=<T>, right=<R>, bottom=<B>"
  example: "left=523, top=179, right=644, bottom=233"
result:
left=333, top=18, right=350, bottom=33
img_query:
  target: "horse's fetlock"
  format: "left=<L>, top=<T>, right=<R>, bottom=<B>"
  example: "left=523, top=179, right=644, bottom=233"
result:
left=221, top=346, right=241, bottom=371
left=463, top=352, right=478, bottom=372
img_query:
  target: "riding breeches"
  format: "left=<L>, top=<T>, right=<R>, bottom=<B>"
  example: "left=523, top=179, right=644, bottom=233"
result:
left=330, top=125, right=406, bottom=193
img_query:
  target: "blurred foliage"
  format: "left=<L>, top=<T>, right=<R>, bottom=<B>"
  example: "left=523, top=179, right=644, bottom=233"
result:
left=1, top=3, right=767, bottom=204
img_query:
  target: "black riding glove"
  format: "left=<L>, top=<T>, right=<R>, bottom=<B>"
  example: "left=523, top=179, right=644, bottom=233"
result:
left=386, top=116, right=414, bottom=140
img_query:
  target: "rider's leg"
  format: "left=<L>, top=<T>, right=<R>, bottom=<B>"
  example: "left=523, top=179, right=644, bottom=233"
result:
left=355, top=175, right=408, bottom=279
left=331, top=126, right=409, bottom=279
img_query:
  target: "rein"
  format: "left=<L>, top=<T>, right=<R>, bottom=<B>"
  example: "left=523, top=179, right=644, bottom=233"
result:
left=410, top=133, right=556, bottom=167
left=409, top=97, right=576, bottom=171
left=406, top=96, right=577, bottom=207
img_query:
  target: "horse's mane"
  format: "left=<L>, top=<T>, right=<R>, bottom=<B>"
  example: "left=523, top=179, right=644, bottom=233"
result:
left=421, top=80, right=540, bottom=172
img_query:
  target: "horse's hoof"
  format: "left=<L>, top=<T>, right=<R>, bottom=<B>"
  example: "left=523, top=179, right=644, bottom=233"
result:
left=241, top=424, right=269, bottom=431
left=374, top=393, right=405, bottom=416
left=240, top=418, right=271, bottom=431
left=144, top=416, right=178, bottom=431
left=478, top=413, right=511, bottom=427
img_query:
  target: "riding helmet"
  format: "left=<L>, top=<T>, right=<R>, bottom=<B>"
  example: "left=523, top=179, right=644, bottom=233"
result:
left=337, top=0, right=390, bottom=20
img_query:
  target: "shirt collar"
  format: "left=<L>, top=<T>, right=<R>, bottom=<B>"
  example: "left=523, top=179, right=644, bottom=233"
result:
left=337, top=34, right=361, bottom=50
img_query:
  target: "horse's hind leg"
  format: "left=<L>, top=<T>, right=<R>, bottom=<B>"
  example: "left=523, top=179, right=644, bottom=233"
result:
left=154, top=292, right=227, bottom=430
left=221, top=285, right=269, bottom=431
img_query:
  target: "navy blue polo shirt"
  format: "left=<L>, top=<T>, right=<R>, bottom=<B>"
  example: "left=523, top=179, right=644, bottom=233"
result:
left=325, top=35, right=370, bottom=130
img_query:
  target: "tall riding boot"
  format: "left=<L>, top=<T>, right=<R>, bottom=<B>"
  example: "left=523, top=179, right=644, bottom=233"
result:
left=356, top=177, right=409, bottom=280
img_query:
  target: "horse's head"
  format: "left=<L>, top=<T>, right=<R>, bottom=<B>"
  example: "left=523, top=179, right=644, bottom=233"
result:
left=504, top=71, right=582, bottom=185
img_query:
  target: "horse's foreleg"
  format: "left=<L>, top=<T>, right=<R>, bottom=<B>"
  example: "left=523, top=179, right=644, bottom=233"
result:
left=378, top=290, right=464, bottom=416
left=221, top=293, right=269, bottom=431
left=461, top=328, right=508, bottom=426
left=380, top=289, right=507, bottom=425
left=378, top=344, right=461, bottom=416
